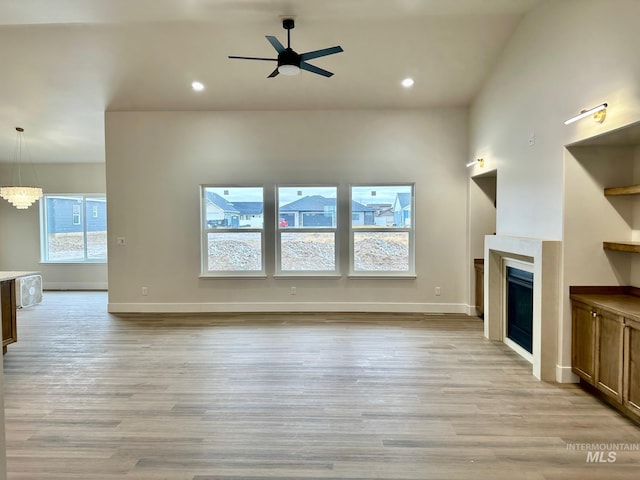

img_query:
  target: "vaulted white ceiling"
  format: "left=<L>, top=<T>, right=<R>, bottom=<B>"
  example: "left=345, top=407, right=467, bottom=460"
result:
left=0, top=0, right=542, bottom=163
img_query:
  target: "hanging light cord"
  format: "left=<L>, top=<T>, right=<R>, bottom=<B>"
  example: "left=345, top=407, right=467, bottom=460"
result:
left=11, top=127, right=40, bottom=188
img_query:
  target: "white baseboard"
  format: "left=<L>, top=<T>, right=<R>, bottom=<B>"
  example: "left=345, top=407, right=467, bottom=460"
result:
left=44, top=282, right=108, bottom=291
left=107, top=301, right=469, bottom=314
left=556, top=365, right=579, bottom=383
left=464, top=304, right=483, bottom=317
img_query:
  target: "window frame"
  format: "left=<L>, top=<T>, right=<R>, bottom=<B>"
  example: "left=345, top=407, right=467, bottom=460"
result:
left=275, top=185, right=340, bottom=277
left=40, top=193, right=107, bottom=264
left=200, top=185, right=266, bottom=278
left=349, top=183, right=416, bottom=277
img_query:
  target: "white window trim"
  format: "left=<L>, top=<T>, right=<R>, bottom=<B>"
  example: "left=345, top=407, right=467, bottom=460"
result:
left=275, top=185, right=340, bottom=277
left=198, top=183, right=416, bottom=279
left=40, top=193, right=107, bottom=264
left=348, top=183, right=416, bottom=277
left=200, top=185, right=266, bottom=278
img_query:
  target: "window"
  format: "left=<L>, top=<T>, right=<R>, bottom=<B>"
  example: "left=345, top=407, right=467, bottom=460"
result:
left=199, top=184, right=415, bottom=278
left=41, top=194, right=107, bottom=262
left=201, top=186, right=264, bottom=276
left=350, top=185, right=415, bottom=275
left=277, top=186, right=338, bottom=275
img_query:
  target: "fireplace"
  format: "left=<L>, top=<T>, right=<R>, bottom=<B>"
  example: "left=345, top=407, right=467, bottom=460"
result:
left=484, top=235, right=561, bottom=381
left=505, top=265, right=533, bottom=357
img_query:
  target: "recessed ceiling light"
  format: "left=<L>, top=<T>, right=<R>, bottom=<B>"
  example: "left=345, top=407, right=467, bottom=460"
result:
left=401, top=78, right=414, bottom=88
left=192, top=81, right=205, bottom=92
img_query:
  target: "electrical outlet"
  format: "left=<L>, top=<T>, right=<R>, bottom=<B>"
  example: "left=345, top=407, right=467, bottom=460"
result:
left=117, top=237, right=126, bottom=246
left=290, top=286, right=297, bottom=295
left=528, top=132, right=535, bottom=146
left=435, top=286, right=441, bottom=296
left=141, top=286, right=148, bottom=296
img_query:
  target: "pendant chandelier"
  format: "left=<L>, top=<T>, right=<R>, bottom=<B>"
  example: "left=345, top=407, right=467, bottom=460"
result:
left=0, top=127, right=43, bottom=209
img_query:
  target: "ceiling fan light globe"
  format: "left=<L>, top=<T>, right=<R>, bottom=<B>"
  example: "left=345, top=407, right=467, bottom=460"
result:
left=278, top=64, right=300, bottom=76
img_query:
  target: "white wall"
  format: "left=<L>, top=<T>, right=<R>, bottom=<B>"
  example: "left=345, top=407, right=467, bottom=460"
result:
left=0, top=163, right=107, bottom=289
left=470, top=0, right=640, bottom=239
left=105, top=109, right=469, bottom=312
left=469, top=0, right=640, bottom=379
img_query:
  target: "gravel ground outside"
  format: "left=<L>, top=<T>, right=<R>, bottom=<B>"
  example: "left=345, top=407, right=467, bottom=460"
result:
left=208, top=231, right=409, bottom=271
left=47, top=231, right=107, bottom=261
left=48, top=231, right=408, bottom=271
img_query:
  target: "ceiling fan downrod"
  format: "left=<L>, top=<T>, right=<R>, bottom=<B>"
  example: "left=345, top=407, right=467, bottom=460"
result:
left=283, top=18, right=294, bottom=49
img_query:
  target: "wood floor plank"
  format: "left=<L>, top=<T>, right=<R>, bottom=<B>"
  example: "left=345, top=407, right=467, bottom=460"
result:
left=2, top=291, right=640, bottom=479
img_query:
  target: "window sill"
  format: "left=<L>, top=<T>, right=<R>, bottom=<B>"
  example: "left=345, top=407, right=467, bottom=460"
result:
left=199, top=274, right=268, bottom=279
left=274, top=274, right=342, bottom=279
left=40, top=261, right=107, bottom=265
left=348, top=274, right=416, bottom=279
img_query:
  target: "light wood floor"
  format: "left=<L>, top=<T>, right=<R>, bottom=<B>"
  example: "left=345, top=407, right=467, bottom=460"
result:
left=2, top=292, right=640, bottom=479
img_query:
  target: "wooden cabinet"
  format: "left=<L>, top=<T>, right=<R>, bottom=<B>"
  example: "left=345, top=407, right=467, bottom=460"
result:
left=571, top=292, right=640, bottom=423
left=595, top=308, right=624, bottom=401
left=474, top=259, right=484, bottom=317
left=571, top=301, right=596, bottom=383
left=624, top=318, right=640, bottom=417
left=1, top=279, right=18, bottom=353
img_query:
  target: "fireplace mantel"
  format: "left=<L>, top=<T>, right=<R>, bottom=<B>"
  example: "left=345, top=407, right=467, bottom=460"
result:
left=484, top=235, right=561, bottom=381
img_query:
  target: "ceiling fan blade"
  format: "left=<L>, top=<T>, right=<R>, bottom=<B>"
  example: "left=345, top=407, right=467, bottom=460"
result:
left=228, top=56, right=277, bottom=61
left=268, top=68, right=280, bottom=78
left=265, top=35, right=285, bottom=53
left=300, top=46, right=343, bottom=61
left=300, top=61, right=334, bottom=78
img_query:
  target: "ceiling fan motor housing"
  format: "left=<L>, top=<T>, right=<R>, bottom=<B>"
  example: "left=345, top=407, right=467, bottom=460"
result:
left=279, top=48, right=300, bottom=68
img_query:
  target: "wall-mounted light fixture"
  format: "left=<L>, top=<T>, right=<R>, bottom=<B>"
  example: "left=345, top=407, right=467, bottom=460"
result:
left=564, top=103, right=607, bottom=125
left=466, top=158, right=484, bottom=168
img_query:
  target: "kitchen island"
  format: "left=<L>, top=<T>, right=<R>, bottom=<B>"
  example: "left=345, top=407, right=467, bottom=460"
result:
left=0, top=271, right=40, bottom=353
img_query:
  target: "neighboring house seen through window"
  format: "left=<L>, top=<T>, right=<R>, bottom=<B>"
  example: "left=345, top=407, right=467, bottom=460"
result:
left=350, top=185, right=415, bottom=275
left=201, top=186, right=265, bottom=276
left=40, top=194, right=107, bottom=262
left=277, top=186, right=338, bottom=275
left=199, top=184, right=416, bottom=278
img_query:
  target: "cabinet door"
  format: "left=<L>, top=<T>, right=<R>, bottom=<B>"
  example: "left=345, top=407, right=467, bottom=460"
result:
left=595, top=309, right=624, bottom=401
left=1, top=279, right=17, bottom=347
left=572, top=301, right=596, bottom=384
left=623, top=319, right=640, bottom=418
left=474, top=265, right=484, bottom=316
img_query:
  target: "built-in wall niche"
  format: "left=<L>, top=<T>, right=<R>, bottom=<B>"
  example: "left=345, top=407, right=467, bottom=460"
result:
left=565, top=119, right=640, bottom=289
left=472, top=170, right=497, bottom=210
left=565, top=119, right=640, bottom=414
left=469, top=169, right=497, bottom=316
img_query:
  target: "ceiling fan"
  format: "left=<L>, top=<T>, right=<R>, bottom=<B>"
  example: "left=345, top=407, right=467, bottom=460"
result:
left=228, top=18, right=343, bottom=78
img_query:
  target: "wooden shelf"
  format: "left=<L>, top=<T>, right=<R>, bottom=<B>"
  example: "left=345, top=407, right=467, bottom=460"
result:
left=604, top=184, right=640, bottom=196
left=603, top=241, right=640, bottom=253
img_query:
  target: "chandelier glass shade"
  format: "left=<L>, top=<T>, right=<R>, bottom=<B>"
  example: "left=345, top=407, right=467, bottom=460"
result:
left=0, top=186, right=43, bottom=209
left=1, top=127, right=43, bottom=209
